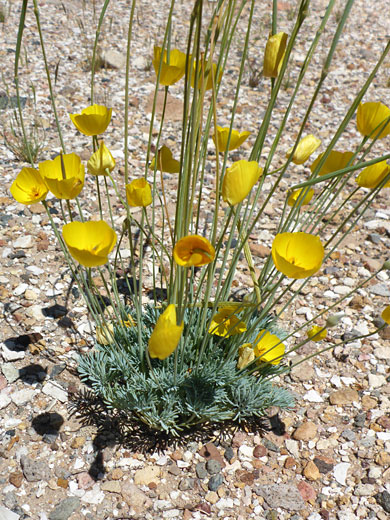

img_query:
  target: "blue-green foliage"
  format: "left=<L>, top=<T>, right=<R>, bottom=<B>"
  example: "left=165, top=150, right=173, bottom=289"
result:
left=78, top=306, right=294, bottom=435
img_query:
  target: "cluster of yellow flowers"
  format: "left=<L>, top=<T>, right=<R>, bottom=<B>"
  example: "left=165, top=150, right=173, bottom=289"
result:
left=9, top=37, right=390, bottom=371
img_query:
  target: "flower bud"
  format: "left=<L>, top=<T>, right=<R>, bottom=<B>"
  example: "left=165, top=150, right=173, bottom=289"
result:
left=326, top=313, right=344, bottom=328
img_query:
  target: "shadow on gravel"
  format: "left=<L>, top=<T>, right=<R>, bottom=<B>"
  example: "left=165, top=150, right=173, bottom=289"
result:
left=31, top=412, right=64, bottom=443
left=19, top=363, right=47, bottom=384
left=4, top=332, right=43, bottom=352
left=68, top=389, right=279, bottom=458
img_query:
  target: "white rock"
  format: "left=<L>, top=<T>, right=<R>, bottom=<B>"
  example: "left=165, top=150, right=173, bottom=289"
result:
left=13, top=283, right=28, bottom=296
left=2, top=247, right=12, bottom=258
left=285, top=439, right=300, bottom=459
left=25, top=305, right=44, bottom=321
left=368, top=466, right=382, bottom=479
left=216, top=498, right=234, bottom=509
left=0, top=393, right=11, bottom=409
left=1, top=345, right=25, bottom=362
left=117, top=458, right=143, bottom=468
left=73, top=458, right=85, bottom=470
left=238, top=445, right=254, bottom=460
left=323, top=290, right=338, bottom=299
left=377, top=432, right=390, bottom=441
left=10, top=389, right=36, bottom=406
left=42, top=381, right=68, bottom=402
left=13, top=235, right=33, bottom=248
left=81, top=484, right=105, bottom=504
left=0, top=505, right=20, bottom=520
left=330, top=375, right=342, bottom=388
left=354, top=483, right=375, bottom=496
left=333, top=462, right=350, bottom=485
left=26, top=266, right=44, bottom=276
left=304, top=390, right=323, bottom=402
left=368, top=373, right=386, bottom=389
left=374, top=347, right=390, bottom=360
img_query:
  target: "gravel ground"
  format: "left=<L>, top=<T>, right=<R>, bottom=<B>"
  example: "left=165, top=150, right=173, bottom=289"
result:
left=1, top=1, right=390, bottom=519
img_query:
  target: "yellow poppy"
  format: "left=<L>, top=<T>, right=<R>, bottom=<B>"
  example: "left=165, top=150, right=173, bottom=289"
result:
left=173, top=235, right=215, bottom=267
left=69, top=104, right=112, bottom=136
left=237, top=344, right=255, bottom=370
left=357, top=102, right=390, bottom=139
left=208, top=306, right=247, bottom=337
left=381, top=305, right=390, bottom=325
left=310, top=150, right=354, bottom=177
left=148, top=304, right=184, bottom=360
left=272, top=232, right=324, bottom=279
left=10, top=167, right=48, bottom=205
left=355, top=161, right=390, bottom=189
left=153, top=46, right=187, bottom=86
left=191, top=61, right=221, bottom=91
left=222, top=160, right=263, bottom=206
left=126, top=178, right=152, bottom=207
left=253, top=330, right=285, bottom=364
left=307, top=325, right=327, bottom=342
left=39, top=153, right=85, bottom=200
left=62, top=220, right=117, bottom=267
left=96, top=323, right=115, bottom=345
left=286, top=135, right=321, bottom=165
left=87, top=141, right=116, bottom=176
left=263, top=32, right=288, bottom=78
left=287, top=187, right=314, bottom=207
left=212, top=127, right=251, bottom=152
left=149, top=145, right=180, bottom=173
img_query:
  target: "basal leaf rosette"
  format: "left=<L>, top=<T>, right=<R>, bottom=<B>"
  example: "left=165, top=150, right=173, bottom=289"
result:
left=355, top=161, right=390, bottom=189
left=286, top=135, right=321, bottom=165
left=310, top=150, right=354, bottom=177
left=148, top=304, right=184, bottom=360
left=69, top=104, right=112, bottom=136
left=39, top=153, right=85, bottom=200
left=62, top=220, right=117, bottom=267
left=208, top=306, right=247, bottom=338
left=357, top=101, right=390, bottom=139
left=87, top=141, right=116, bottom=176
left=126, top=178, right=153, bottom=207
left=272, top=232, right=324, bottom=279
left=222, top=160, right=263, bottom=206
left=153, top=46, right=187, bottom=86
left=173, top=235, right=215, bottom=267
left=212, top=127, right=251, bottom=152
left=263, top=32, right=288, bottom=78
left=10, top=167, right=48, bottom=205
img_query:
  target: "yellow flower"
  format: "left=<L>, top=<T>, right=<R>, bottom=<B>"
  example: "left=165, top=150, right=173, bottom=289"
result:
left=253, top=330, right=285, bottom=364
left=153, top=46, right=187, bottom=86
left=122, top=314, right=136, bottom=328
left=10, top=167, right=48, bottom=205
left=263, top=32, right=288, bottom=78
left=357, top=101, right=390, bottom=139
left=148, top=304, right=184, bottom=360
left=381, top=305, right=390, bottom=325
left=355, top=161, right=390, bottom=189
left=286, top=135, right=321, bottom=165
left=212, top=126, right=251, bottom=152
left=272, top=232, right=324, bottom=279
left=126, top=178, right=152, bottom=207
left=62, top=220, right=117, bottom=267
left=237, top=344, right=255, bottom=370
left=69, top=104, right=112, bottom=136
left=150, top=145, right=180, bottom=173
left=173, top=235, right=215, bottom=267
left=87, top=141, right=116, bottom=176
left=222, top=160, right=263, bottom=206
left=39, top=153, right=85, bottom=200
left=208, top=306, right=247, bottom=338
left=287, top=187, right=314, bottom=207
left=96, top=323, right=114, bottom=345
left=307, top=325, right=327, bottom=342
left=191, top=61, right=221, bottom=91
left=310, top=150, right=354, bottom=177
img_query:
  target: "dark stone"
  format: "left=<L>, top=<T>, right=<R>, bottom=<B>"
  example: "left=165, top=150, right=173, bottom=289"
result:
left=20, top=455, right=50, bottom=482
left=167, top=462, right=181, bottom=476
left=313, top=457, right=334, bottom=474
left=368, top=233, right=381, bottom=245
left=375, top=490, right=390, bottom=513
left=319, top=509, right=330, bottom=520
left=9, top=250, right=27, bottom=259
left=42, top=431, right=59, bottom=444
left=49, top=497, right=81, bottom=520
left=341, top=429, right=356, bottom=441
left=50, top=364, right=66, bottom=379
left=206, top=459, right=221, bottom=475
left=195, top=462, right=207, bottom=479
left=263, top=439, right=279, bottom=452
left=208, top=473, right=223, bottom=491
left=224, top=446, right=234, bottom=463
left=353, top=413, right=366, bottom=429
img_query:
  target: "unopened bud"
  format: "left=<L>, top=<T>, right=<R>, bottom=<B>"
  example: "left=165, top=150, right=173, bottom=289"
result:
left=326, top=313, right=344, bottom=328
left=382, top=260, right=390, bottom=270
